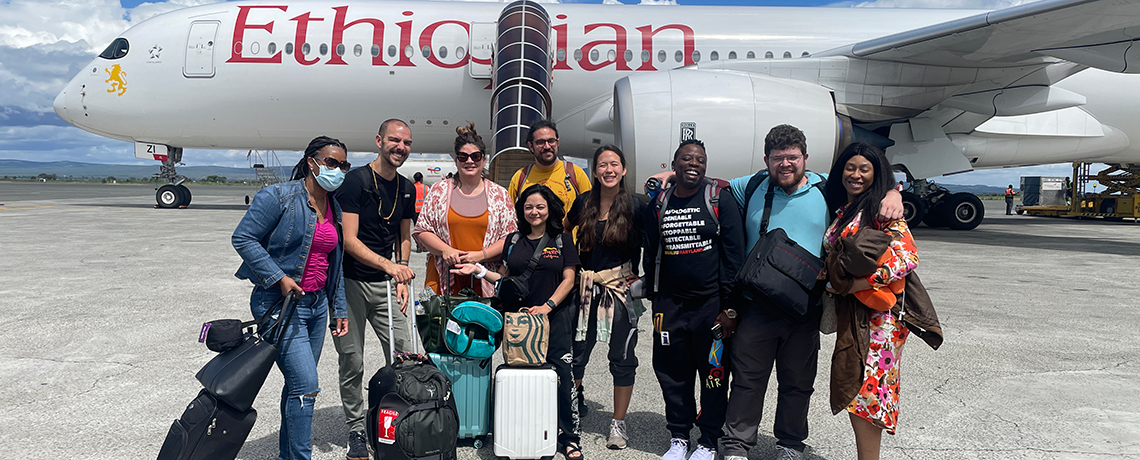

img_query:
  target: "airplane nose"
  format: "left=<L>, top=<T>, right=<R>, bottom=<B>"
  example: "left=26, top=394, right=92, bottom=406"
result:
left=54, top=88, right=70, bottom=125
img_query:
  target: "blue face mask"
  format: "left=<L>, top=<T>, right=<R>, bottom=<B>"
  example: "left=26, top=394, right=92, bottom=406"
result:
left=313, top=164, right=345, bottom=191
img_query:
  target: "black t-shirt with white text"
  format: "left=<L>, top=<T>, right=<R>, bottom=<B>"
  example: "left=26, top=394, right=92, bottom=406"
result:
left=336, top=165, right=416, bottom=282
left=657, top=192, right=720, bottom=299
left=504, top=233, right=580, bottom=309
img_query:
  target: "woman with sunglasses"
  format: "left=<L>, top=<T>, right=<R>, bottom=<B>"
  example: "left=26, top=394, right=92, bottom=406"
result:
left=414, top=123, right=517, bottom=296
left=231, top=136, right=351, bottom=460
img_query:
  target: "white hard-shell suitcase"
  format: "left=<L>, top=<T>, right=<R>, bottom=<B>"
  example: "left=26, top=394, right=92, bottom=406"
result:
left=493, top=365, right=558, bottom=459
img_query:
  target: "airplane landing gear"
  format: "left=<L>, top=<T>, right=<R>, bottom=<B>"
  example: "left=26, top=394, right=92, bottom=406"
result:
left=908, top=179, right=985, bottom=230
left=153, top=148, right=192, bottom=208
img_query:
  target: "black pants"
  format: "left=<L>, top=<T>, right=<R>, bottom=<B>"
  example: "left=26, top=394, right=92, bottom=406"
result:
left=651, top=294, right=728, bottom=449
left=547, top=304, right=581, bottom=446
left=722, top=305, right=820, bottom=454
left=1006, top=198, right=1014, bottom=214
left=572, top=295, right=639, bottom=386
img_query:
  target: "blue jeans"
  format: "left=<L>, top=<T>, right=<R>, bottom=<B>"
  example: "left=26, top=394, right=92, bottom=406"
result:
left=253, top=289, right=328, bottom=460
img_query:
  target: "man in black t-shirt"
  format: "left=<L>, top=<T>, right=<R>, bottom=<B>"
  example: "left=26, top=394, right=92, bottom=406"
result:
left=333, top=118, right=418, bottom=460
left=643, top=139, right=746, bottom=460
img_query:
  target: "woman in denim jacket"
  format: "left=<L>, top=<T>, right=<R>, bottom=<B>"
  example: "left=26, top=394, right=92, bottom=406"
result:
left=232, top=136, right=351, bottom=460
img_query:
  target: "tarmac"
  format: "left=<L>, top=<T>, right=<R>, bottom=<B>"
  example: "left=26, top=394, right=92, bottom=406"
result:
left=1, top=181, right=1138, bottom=460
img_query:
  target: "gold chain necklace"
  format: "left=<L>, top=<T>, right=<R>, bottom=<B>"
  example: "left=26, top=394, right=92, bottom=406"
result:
left=372, top=165, right=398, bottom=225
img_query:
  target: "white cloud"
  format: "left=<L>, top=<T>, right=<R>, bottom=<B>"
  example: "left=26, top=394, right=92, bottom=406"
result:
left=0, top=0, right=221, bottom=52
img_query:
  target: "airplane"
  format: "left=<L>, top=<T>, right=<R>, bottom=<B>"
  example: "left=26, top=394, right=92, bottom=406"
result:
left=400, top=157, right=458, bottom=185
left=53, top=0, right=1140, bottom=229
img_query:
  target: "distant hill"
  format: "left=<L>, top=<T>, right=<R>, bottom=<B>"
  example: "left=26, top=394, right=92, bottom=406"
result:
left=0, top=159, right=288, bottom=182
left=938, top=184, right=1008, bottom=195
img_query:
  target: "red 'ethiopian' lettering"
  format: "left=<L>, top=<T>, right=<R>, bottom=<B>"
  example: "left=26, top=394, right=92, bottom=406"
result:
left=227, top=5, right=288, bottom=63
left=579, top=23, right=630, bottom=72
left=328, top=6, right=386, bottom=66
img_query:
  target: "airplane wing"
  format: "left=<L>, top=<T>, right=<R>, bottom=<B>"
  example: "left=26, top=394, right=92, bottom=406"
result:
left=815, top=0, right=1140, bottom=72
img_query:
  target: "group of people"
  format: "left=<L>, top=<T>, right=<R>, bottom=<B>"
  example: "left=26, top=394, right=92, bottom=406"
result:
left=229, top=116, right=930, bottom=460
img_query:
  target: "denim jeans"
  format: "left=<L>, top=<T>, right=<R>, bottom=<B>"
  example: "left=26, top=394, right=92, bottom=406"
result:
left=253, top=289, right=328, bottom=460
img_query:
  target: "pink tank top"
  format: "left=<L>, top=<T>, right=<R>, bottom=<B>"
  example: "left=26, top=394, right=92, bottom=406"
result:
left=300, top=200, right=338, bottom=292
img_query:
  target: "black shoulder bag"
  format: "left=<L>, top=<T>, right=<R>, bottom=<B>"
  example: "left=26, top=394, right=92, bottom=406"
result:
left=497, top=233, right=550, bottom=311
left=735, top=178, right=826, bottom=323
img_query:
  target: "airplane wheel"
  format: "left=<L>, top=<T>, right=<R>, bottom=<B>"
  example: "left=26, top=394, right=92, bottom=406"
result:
left=946, top=192, right=984, bottom=230
left=900, top=191, right=926, bottom=227
left=176, top=185, right=192, bottom=207
left=156, top=185, right=180, bottom=208
left=923, top=202, right=948, bottom=227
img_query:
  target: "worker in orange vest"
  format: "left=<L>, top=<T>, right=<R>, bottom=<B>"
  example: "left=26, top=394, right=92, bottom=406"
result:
left=1005, top=184, right=1016, bottom=215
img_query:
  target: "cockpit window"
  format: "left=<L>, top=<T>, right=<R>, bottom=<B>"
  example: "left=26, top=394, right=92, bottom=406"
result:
left=99, top=38, right=129, bottom=60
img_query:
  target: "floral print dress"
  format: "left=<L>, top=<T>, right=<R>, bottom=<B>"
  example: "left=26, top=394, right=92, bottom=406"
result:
left=823, top=209, right=918, bottom=434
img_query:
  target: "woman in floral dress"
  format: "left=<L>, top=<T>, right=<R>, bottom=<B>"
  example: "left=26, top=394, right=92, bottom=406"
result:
left=822, top=143, right=919, bottom=460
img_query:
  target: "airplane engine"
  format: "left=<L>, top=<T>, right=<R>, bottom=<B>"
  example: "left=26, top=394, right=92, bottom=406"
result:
left=613, top=69, right=839, bottom=185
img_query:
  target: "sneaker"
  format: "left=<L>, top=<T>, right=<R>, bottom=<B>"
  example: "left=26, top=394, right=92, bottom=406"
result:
left=724, top=456, right=748, bottom=460
left=576, top=385, right=589, bottom=416
left=775, top=445, right=801, bottom=460
left=606, top=419, right=629, bottom=449
left=689, top=445, right=716, bottom=460
left=347, top=430, right=369, bottom=460
left=662, top=438, right=689, bottom=460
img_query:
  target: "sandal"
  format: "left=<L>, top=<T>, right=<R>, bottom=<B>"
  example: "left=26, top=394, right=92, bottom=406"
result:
left=563, top=443, right=584, bottom=460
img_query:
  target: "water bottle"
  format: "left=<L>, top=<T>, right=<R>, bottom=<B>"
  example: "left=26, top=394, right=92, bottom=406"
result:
left=416, top=286, right=435, bottom=315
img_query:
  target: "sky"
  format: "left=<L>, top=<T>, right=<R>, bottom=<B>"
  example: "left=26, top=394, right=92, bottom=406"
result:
left=0, top=0, right=1083, bottom=187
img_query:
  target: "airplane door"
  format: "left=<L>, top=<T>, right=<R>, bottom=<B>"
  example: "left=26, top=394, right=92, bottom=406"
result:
left=468, top=22, right=495, bottom=79
left=184, top=21, right=219, bottom=78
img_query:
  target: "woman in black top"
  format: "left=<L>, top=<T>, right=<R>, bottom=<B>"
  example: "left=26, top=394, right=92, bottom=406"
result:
left=564, top=144, right=646, bottom=449
left=452, top=184, right=582, bottom=459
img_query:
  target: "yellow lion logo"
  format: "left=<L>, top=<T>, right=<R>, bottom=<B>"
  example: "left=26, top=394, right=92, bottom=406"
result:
left=104, top=65, right=127, bottom=96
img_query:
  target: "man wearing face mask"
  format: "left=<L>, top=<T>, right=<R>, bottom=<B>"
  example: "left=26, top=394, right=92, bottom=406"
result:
left=508, top=119, right=592, bottom=210
left=231, top=136, right=351, bottom=460
left=333, top=119, right=418, bottom=460
left=719, top=125, right=904, bottom=460
left=643, top=139, right=746, bottom=460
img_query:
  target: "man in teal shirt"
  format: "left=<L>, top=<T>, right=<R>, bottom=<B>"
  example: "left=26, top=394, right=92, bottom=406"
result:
left=720, top=125, right=901, bottom=460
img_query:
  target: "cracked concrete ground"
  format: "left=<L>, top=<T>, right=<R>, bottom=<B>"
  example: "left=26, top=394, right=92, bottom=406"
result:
left=1, top=182, right=1138, bottom=459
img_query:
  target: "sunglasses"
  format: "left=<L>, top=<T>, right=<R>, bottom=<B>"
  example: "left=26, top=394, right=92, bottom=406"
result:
left=313, top=156, right=351, bottom=171
left=456, top=151, right=485, bottom=163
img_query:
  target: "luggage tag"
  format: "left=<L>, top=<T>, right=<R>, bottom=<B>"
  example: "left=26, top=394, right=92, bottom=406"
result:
left=378, top=408, right=399, bottom=444
left=446, top=319, right=461, bottom=335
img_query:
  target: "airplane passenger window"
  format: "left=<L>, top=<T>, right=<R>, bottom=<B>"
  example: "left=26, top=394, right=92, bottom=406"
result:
left=658, top=50, right=666, bottom=62
left=371, top=45, right=379, bottom=57
left=674, top=50, right=682, bottom=62
left=422, top=45, right=431, bottom=58
left=320, top=44, right=328, bottom=55
left=98, top=38, right=129, bottom=60
left=457, top=46, right=466, bottom=59
left=692, top=50, right=701, bottom=62
left=302, top=43, right=311, bottom=55
left=388, top=45, right=396, bottom=57
left=710, top=51, right=719, bottom=61
left=251, top=42, right=260, bottom=55
left=574, top=49, right=583, bottom=62
left=354, top=44, right=362, bottom=57
left=624, top=49, right=633, bottom=63
left=268, top=42, right=277, bottom=55
left=783, top=51, right=791, bottom=58
left=439, top=46, right=447, bottom=59
left=337, top=44, right=346, bottom=56
left=641, top=50, right=650, bottom=63
left=802, top=51, right=809, bottom=57
left=557, top=48, right=566, bottom=61
left=285, top=43, right=293, bottom=55
left=405, top=45, right=413, bottom=58
left=590, top=49, right=599, bottom=63
left=728, top=51, right=737, bottom=59
left=607, top=49, right=616, bottom=62
left=746, top=51, right=755, bottom=59
left=765, top=51, right=773, bottom=59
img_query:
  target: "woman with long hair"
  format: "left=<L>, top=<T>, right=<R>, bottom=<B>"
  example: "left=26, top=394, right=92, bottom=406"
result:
left=453, top=184, right=583, bottom=459
left=822, top=143, right=920, bottom=460
left=563, top=144, right=647, bottom=449
left=413, top=122, right=517, bottom=296
left=231, top=136, right=351, bottom=460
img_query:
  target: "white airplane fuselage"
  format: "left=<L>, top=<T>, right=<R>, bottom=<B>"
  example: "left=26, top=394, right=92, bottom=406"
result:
left=54, top=1, right=1140, bottom=187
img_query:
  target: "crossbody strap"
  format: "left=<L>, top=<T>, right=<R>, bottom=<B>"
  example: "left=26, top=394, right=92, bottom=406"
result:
left=759, top=181, right=776, bottom=234
left=522, top=234, right=551, bottom=280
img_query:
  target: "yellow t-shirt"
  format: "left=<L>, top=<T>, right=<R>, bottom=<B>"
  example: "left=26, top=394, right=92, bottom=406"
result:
left=508, top=160, right=592, bottom=210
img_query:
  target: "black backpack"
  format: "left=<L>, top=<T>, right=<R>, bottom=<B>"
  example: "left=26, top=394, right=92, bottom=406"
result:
left=367, top=354, right=459, bottom=460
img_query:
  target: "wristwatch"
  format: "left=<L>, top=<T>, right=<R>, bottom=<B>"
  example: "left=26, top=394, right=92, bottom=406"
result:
left=724, top=308, right=738, bottom=320
left=546, top=299, right=557, bottom=309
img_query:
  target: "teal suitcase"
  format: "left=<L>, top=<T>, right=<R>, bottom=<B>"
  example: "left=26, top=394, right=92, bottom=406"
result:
left=429, top=352, right=492, bottom=447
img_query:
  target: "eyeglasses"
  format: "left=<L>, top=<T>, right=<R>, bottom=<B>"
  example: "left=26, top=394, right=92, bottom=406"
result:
left=768, top=154, right=804, bottom=165
left=531, top=138, right=558, bottom=147
left=314, top=157, right=351, bottom=171
left=456, top=151, right=484, bottom=163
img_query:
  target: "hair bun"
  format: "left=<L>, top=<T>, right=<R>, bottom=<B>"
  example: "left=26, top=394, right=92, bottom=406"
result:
left=456, top=121, right=478, bottom=137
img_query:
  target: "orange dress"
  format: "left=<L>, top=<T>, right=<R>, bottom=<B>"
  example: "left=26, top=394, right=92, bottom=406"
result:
left=425, top=206, right=489, bottom=296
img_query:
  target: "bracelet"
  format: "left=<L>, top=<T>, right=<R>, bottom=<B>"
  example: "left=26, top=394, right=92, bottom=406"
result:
left=474, top=263, right=488, bottom=279
left=481, top=249, right=488, bottom=261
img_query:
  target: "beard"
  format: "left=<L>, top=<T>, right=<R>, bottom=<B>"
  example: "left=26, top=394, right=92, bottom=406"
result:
left=771, top=167, right=806, bottom=191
